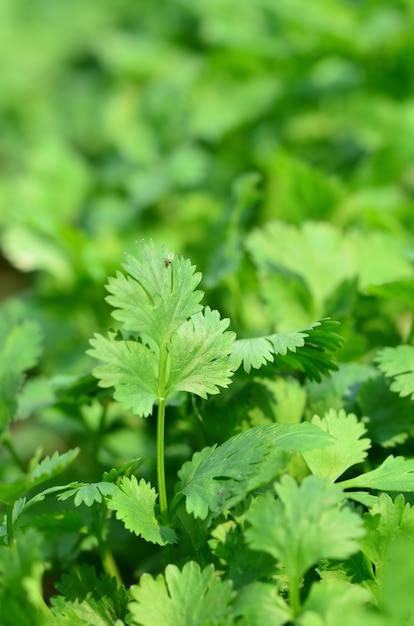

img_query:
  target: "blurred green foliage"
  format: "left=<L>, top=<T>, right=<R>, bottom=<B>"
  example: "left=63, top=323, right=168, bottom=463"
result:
left=1, top=0, right=414, bottom=367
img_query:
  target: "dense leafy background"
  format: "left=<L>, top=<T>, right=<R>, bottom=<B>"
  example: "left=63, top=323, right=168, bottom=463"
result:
left=1, top=0, right=414, bottom=624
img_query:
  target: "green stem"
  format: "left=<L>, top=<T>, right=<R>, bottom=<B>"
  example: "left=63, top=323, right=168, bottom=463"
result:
left=102, top=548, right=123, bottom=587
left=157, top=396, right=168, bottom=525
left=288, top=572, right=301, bottom=616
left=94, top=504, right=123, bottom=586
left=157, top=342, right=169, bottom=525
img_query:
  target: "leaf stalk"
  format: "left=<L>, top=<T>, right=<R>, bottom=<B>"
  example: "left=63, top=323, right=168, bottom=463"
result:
left=157, top=342, right=169, bottom=525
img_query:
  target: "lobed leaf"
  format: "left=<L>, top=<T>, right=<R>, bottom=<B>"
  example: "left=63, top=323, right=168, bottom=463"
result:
left=0, top=448, right=80, bottom=506
left=57, top=482, right=118, bottom=507
left=0, top=528, right=48, bottom=625
left=229, top=319, right=343, bottom=381
left=127, top=561, right=234, bottom=626
left=0, top=319, right=43, bottom=376
left=233, top=581, right=291, bottom=626
left=87, top=332, right=158, bottom=417
left=366, top=279, right=414, bottom=308
left=375, top=345, right=414, bottom=399
left=176, top=422, right=333, bottom=520
left=245, top=475, right=365, bottom=581
left=360, top=493, right=414, bottom=568
left=107, top=476, right=176, bottom=545
left=341, top=455, right=414, bottom=492
left=51, top=564, right=128, bottom=625
left=105, top=239, right=203, bottom=345
left=167, top=307, right=236, bottom=397
left=0, top=319, right=43, bottom=430
left=303, top=409, right=371, bottom=482
left=299, top=579, right=375, bottom=626
left=88, top=242, right=237, bottom=415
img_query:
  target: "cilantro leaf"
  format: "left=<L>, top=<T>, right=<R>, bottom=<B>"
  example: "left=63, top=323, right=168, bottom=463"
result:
left=0, top=319, right=43, bottom=429
left=0, top=528, right=49, bottom=626
left=229, top=319, right=343, bottom=381
left=88, top=331, right=158, bottom=417
left=176, top=422, right=333, bottom=520
left=360, top=493, right=414, bottom=569
left=299, top=579, right=375, bottom=626
left=303, top=409, right=371, bottom=482
left=167, top=307, right=235, bottom=397
left=245, top=475, right=365, bottom=585
left=105, top=239, right=203, bottom=344
left=341, top=455, right=414, bottom=492
left=233, top=581, right=292, bottom=626
left=380, top=531, right=414, bottom=623
left=356, top=375, right=414, bottom=447
left=58, top=482, right=118, bottom=507
left=229, top=337, right=274, bottom=372
left=375, top=345, right=414, bottom=399
left=107, top=476, right=176, bottom=545
left=51, top=564, right=128, bottom=625
left=127, top=561, right=234, bottom=626
left=88, top=241, right=236, bottom=417
left=0, top=448, right=80, bottom=506
left=246, top=220, right=354, bottom=319
left=367, top=279, right=414, bottom=308
left=0, top=319, right=43, bottom=374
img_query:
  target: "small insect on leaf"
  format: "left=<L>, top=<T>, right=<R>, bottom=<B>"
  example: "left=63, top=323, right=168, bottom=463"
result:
left=165, top=252, right=175, bottom=267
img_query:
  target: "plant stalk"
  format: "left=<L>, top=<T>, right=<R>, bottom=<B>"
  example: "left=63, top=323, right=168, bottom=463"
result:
left=157, top=341, right=169, bottom=525
left=157, top=396, right=168, bottom=525
left=288, top=572, right=301, bottom=616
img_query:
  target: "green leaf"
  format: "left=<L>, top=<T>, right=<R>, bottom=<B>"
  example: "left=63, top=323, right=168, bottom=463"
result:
left=375, top=345, right=414, bottom=399
left=87, top=331, right=158, bottom=417
left=16, top=377, right=56, bottom=420
left=0, top=319, right=43, bottom=375
left=127, top=561, right=234, bottom=626
left=0, top=448, right=80, bottom=506
left=0, top=319, right=43, bottom=429
left=356, top=375, right=414, bottom=447
left=341, top=456, right=414, bottom=492
left=177, top=422, right=333, bottom=520
left=247, top=376, right=306, bottom=426
left=246, top=221, right=354, bottom=320
left=233, top=581, right=292, bottom=626
left=0, top=371, right=23, bottom=430
left=57, top=482, right=118, bottom=507
left=88, top=242, right=236, bottom=416
left=208, top=519, right=276, bottom=589
left=107, top=476, right=176, bottom=545
left=366, top=279, right=414, bottom=308
left=229, top=337, right=274, bottom=372
left=245, top=475, right=365, bottom=581
left=102, top=458, right=142, bottom=482
left=51, top=564, right=128, bottom=625
left=360, top=493, right=414, bottom=568
left=229, top=318, right=343, bottom=381
left=167, top=307, right=235, bottom=397
left=246, top=220, right=412, bottom=330
left=262, top=150, right=342, bottom=225
left=105, top=239, right=203, bottom=345
left=0, top=528, right=49, bottom=626
left=306, top=362, right=377, bottom=418
left=303, top=409, right=371, bottom=482
left=30, top=510, right=86, bottom=537
left=299, top=579, right=376, bottom=626
left=380, top=531, right=414, bottom=623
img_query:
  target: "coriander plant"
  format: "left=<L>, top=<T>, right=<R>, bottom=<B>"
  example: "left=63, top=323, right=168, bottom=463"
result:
left=87, top=239, right=236, bottom=525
